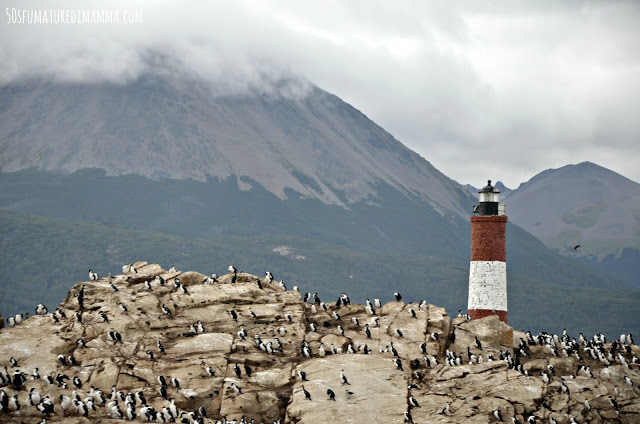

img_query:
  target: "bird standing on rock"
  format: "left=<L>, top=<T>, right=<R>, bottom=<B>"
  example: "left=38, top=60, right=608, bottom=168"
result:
left=340, top=370, right=350, bottom=385
left=229, top=265, right=238, bottom=284
left=302, top=385, right=311, bottom=401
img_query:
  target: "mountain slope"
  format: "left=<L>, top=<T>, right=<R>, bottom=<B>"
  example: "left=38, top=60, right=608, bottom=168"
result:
left=0, top=75, right=473, bottom=217
left=503, top=162, right=640, bottom=286
left=2, top=211, right=638, bottom=338
left=0, top=169, right=629, bottom=292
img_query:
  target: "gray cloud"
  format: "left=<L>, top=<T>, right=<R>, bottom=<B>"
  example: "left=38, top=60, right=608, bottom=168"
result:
left=1, top=0, right=638, bottom=187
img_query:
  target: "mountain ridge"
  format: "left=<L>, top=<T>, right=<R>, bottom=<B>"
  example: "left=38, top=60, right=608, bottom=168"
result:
left=502, top=161, right=640, bottom=286
left=0, top=75, right=473, bottom=218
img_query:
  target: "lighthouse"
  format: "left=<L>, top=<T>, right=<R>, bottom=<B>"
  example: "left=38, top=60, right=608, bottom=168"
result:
left=468, top=180, right=508, bottom=323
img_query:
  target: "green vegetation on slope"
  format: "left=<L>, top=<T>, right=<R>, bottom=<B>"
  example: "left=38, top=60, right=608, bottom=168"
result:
left=1, top=211, right=638, bottom=338
left=0, top=169, right=628, bottom=293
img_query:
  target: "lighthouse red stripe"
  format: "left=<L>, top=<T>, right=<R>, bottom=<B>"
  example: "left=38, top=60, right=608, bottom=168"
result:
left=470, top=216, right=507, bottom=262
left=468, top=309, right=508, bottom=322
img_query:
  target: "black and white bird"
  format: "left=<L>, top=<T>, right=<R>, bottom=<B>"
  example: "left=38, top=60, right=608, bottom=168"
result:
left=493, top=409, right=503, bottom=421
left=327, top=388, right=336, bottom=401
left=475, top=336, right=483, bottom=349
left=118, top=302, right=128, bottom=314
left=395, top=328, right=404, bottom=338
left=340, top=370, right=350, bottom=385
left=302, top=385, right=311, bottom=401
left=394, top=358, right=404, bottom=371
left=161, top=304, right=172, bottom=316
left=409, top=308, right=417, bottom=319
left=231, top=382, right=242, bottom=394
left=99, top=311, right=109, bottom=323
left=206, top=366, right=215, bottom=377
left=171, top=377, right=180, bottom=388
left=228, top=265, right=238, bottom=284
left=108, top=330, right=122, bottom=343
left=123, top=263, right=137, bottom=274
left=89, top=269, right=99, bottom=281
left=439, top=403, right=450, bottom=415
left=404, top=410, right=414, bottom=423
left=390, top=342, right=399, bottom=357
left=408, top=395, right=420, bottom=408
left=394, top=292, right=402, bottom=301
left=146, top=350, right=154, bottom=361
left=8, top=394, right=20, bottom=410
left=27, top=387, right=41, bottom=406
left=36, top=303, right=48, bottom=315
left=297, top=370, right=307, bottom=381
left=302, top=345, right=312, bottom=358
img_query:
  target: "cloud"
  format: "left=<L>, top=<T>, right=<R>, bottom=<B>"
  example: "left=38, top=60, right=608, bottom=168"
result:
left=1, top=0, right=638, bottom=186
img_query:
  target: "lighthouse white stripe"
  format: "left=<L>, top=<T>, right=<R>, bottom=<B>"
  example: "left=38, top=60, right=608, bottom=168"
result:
left=468, top=261, right=507, bottom=311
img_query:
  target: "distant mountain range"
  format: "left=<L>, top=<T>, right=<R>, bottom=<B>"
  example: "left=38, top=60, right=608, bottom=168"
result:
left=497, top=162, right=639, bottom=286
left=1, top=71, right=638, bottom=335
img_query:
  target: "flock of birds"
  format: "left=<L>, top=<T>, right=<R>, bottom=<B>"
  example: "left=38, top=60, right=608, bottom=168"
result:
left=1, top=263, right=639, bottom=424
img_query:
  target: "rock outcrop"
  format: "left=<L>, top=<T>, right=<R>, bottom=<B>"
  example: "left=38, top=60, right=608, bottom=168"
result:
left=0, top=261, right=639, bottom=423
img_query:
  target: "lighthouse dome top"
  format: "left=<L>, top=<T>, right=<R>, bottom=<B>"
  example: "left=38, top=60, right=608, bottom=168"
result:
left=477, top=180, right=500, bottom=205
left=479, top=180, right=500, bottom=194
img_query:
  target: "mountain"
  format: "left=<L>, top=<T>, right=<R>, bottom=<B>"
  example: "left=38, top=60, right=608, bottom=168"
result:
left=503, top=162, right=640, bottom=286
left=1, top=262, right=638, bottom=423
left=0, top=73, right=635, bottom=335
left=463, top=180, right=511, bottom=197
left=0, top=75, right=472, bottom=216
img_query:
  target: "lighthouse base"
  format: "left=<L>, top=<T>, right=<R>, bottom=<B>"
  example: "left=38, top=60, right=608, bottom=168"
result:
left=468, top=309, right=508, bottom=323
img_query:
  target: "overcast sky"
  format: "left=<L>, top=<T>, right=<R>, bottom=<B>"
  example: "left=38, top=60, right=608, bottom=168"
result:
left=2, top=0, right=639, bottom=187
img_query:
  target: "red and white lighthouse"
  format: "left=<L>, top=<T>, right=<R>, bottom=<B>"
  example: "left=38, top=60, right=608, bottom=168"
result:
left=468, top=180, right=508, bottom=323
